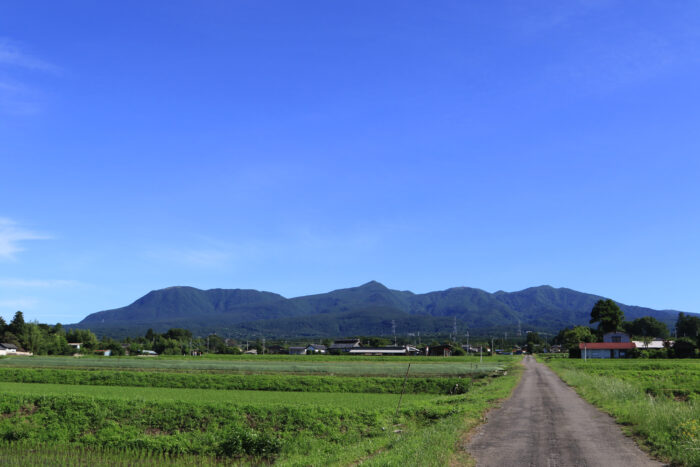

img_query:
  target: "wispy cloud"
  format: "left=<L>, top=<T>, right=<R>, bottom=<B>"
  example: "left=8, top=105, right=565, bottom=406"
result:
left=0, top=39, right=59, bottom=73
left=0, top=218, right=49, bottom=260
left=0, top=38, right=58, bottom=115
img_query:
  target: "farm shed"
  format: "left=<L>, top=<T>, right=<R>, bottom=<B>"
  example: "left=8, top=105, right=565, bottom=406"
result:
left=0, top=343, right=17, bottom=354
left=329, top=339, right=362, bottom=352
left=579, top=342, right=635, bottom=359
left=632, top=339, right=668, bottom=349
left=427, top=345, right=453, bottom=357
left=288, top=346, right=307, bottom=355
left=347, top=346, right=419, bottom=356
left=306, top=344, right=327, bottom=354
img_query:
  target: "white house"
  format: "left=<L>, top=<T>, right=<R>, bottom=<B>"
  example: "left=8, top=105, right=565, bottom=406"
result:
left=305, top=344, right=327, bottom=354
left=0, top=343, right=17, bottom=354
left=602, top=332, right=631, bottom=343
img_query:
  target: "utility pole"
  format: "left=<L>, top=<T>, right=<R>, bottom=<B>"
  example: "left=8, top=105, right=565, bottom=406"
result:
left=466, top=330, right=470, bottom=354
left=262, top=337, right=266, bottom=355
left=452, top=316, right=457, bottom=342
left=392, top=320, right=397, bottom=346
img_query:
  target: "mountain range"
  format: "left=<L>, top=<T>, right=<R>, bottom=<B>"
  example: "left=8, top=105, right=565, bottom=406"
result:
left=71, top=281, right=689, bottom=339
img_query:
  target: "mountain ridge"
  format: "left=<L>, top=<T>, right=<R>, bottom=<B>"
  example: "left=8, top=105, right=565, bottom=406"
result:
left=71, top=281, right=692, bottom=338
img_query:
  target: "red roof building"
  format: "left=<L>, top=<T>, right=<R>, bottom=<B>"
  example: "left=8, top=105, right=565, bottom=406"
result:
left=579, top=342, right=635, bottom=359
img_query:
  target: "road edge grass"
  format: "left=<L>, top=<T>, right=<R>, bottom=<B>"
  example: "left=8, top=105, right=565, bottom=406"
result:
left=354, top=359, right=523, bottom=467
left=540, top=357, right=699, bottom=467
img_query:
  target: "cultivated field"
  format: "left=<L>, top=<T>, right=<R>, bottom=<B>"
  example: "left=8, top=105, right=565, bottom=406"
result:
left=542, top=357, right=700, bottom=466
left=0, top=354, right=521, bottom=465
left=0, top=354, right=507, bottom=376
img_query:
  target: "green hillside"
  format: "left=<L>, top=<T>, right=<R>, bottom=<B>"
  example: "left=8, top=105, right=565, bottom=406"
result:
left=71, top=281, right=688, bottom=339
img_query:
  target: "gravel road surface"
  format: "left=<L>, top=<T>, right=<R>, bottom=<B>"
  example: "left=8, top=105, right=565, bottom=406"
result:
left=466, top=355, right=663, bottom=467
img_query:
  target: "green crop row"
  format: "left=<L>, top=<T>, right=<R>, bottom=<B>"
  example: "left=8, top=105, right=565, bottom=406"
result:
left=0, top=361, right=524, bottom=466
left=0, top=355, right=506, bottom=377
left=0, top=382, right=442, bottom=409
left=0, top=367, right=473, bottom=395
left=0, top=389, right=465, bottom=463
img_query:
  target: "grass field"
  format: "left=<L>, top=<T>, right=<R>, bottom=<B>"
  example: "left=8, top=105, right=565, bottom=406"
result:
left=0, top=354, right=522, bottom=465
left=542, top=357, right=700, bottom=466
left=0, top=381, right=440, bottom=409
left=0, top=354, right=505, bottom=377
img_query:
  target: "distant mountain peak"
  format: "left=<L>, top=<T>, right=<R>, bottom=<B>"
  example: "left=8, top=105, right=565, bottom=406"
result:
left=359, top=280, right=386, bottom=288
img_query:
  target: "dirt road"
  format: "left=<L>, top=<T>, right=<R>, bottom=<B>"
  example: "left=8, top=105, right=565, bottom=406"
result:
left=466, top=355, right=663, bottom=467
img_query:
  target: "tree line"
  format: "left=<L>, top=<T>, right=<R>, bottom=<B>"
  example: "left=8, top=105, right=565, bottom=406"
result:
left=550, top=300, right=700, bottom=358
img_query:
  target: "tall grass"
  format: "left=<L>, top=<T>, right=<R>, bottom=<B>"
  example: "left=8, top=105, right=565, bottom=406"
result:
left=546, top=360, right=699, bottom=466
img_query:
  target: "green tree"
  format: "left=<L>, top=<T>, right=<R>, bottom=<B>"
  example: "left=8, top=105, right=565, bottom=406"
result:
left=590, top=299, right=624, bottom=334
left=65, top=329, right=99, bottom=351
left=0, top=316, right=7, bottom=334
left=555, top=326, right=596, bottom=356
left=8, top=311, right=26, bottom=336
left=526, top=332, right=544, bottom=353
left=624, top=316, right=669, bottom=339
left=676, top=312, right=700, bottom=340
left=672, top=337, right=697, bottom=358
left=22, top=322, right=45, bottom=355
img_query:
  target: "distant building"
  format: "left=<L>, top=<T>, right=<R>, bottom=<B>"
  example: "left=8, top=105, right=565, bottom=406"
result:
left=579, top=342, right=635, bottom=359
left=347, top=345, right=419, bottom=356
left=266, top=345, right=284, bottom=354
left=0, top=343, right=17, bottom=354
left=306, top=344, right=327, bottom=354
left=632, top=339, right=668, bottom=350
left=288, top=346, right=307, bottom=355
left=427, top=344, right=452, bottom=357
left=244, top=349, right=258, bottom=355
left=140, top=350, right=158, bottom=356
left=329, top=339, right=362, bottom=352
left=68, top=343, right=82, bottom=350
left=94, top=349, right=112, bottom=357
left=602, top=332, right=631, bottom=343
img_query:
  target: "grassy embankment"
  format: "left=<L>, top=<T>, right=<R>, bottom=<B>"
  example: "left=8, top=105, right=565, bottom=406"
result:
left=541, top=357, right=699, bottom=466
left=0, top=355, right=522, bottom=466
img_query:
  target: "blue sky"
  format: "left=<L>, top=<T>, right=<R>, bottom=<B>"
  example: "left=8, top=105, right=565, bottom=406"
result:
left=1, top=1, right=699, bottom=324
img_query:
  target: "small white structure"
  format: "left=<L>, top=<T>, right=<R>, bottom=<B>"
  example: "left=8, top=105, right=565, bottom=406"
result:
left=0, top=343, right=17, bottom=354
left=305, top=344, right=327, bottom=354
left=632, top=339, right=668, bottom=350
left=288, top=346, right=306, bottom=355
left=347, top=345, right=419, bottom=356
left=68, top=342, right=82, bottom=350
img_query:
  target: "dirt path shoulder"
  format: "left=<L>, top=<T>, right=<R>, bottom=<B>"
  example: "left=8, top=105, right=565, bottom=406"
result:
left=465, top=355, right=663, bottom=467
